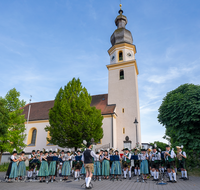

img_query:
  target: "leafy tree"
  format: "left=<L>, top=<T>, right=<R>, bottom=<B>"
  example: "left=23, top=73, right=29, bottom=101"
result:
left=45, top=78, right=104, bottom=151
left=0, top=99, right=9, bottom=139
left=0, top=88, right=26, bottom=162
left=149, top=141, right=168, bottom=151
left=158, top=83, right=200, bottom=155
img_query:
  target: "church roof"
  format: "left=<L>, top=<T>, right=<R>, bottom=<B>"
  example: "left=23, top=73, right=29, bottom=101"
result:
left=22, top=94, right=116, bottom=121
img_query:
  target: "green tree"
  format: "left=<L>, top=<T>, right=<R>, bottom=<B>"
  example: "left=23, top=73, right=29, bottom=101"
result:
left=0, top=88, right=26, bottom=162
left=158, top=83, right=200, bottom=155
left=149, top=141, right=168, bottom=151
left=45, top=78, right=104, bottom=151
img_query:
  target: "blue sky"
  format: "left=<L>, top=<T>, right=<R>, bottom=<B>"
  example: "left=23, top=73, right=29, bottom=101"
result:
left=0, top=0, right=200, bottom=144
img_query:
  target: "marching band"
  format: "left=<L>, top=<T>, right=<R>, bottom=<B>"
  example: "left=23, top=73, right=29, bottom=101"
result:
left=4, top=144, right=188, bottom=187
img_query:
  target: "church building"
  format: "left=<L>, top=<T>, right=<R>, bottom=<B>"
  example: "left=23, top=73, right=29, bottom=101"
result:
left=22, top=5, right=141, bottom=153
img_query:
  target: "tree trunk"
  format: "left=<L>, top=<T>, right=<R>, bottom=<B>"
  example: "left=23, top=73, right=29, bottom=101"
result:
left=0, top=151, right=3, bottom=164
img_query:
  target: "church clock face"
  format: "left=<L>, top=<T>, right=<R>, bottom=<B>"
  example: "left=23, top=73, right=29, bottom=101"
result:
left=127, top=52, right=132, bottom=57
left=111, top=55, right=115, bottom=61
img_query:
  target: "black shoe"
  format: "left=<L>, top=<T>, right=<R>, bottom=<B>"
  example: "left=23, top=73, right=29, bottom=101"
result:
left=27, top=177, right=30, bottom=180
left=152, top=179, right=156, bottom=181
left=179, top=177, right=184, bottom=179
left=39, top=180, right=42, bottom=183
left=43, top=180, right=45, bottom=182
left=173, top=180, right=177, bottom=183
left=183, top=177, right=188, bottom=180
left=53, top=179, right=56, bottom=181
left=167, top=180, right=173, bottom=183
left=123, top=177, right=126, bottom=179
left=129, top=177, right=131, bottom=180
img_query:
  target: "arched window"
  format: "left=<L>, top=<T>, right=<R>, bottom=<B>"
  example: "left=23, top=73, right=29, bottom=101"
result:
left=27, top=128, right=37, bottom=146
left=119, top=51, right=123, bottom=61
left=120, top=69, right=124, bottom=80
left=31, top=129, right=36, bottom=145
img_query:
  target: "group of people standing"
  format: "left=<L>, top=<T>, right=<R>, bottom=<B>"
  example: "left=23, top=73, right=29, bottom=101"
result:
left=5, top=143, right=188, bottom=188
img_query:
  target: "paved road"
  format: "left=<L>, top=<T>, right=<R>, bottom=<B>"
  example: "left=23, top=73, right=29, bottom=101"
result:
left=0, top=172, right=200, bottom=190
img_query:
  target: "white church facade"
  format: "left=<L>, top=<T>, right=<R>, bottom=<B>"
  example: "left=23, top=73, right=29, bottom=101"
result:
left=22, top=7, right=141, bottom=154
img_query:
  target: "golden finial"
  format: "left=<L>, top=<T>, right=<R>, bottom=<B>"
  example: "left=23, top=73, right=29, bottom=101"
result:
left=120, top=4, right=122, bottom=10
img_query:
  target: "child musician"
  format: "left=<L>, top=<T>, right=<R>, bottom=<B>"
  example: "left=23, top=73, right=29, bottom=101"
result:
left=111, top=149, right=121, bottom=180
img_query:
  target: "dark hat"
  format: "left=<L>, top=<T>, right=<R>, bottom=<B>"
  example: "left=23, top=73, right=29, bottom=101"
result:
left=166, top=145, right=170, bottom=148
left=115, top=149, right=119, bottom=152
left=152, top=146, right=157, bottom=150
left=49, top=150, right=52, bottom=153
left=13, top=151, right=17, bottom=154
left=77, top=149, right=81, bottom=153
left=61, top=150, right=65, bottom=152
left=53, top=151, right=56, bottom=154
left=44, top=151, right=48, bottom=154
left=96, top=151, right=100, bottom=154
left=104, top=150, right=108, bottom=152
left=32, top=150, right=35, bottom=152
left=124, top=148, right=129, bottom=151
left=40, top=151, right=43, bottom=153
left=141, top=149, right=146, bottom=152
left=86, top=142, right=92, bottom=148
left=37, top=150, right=40, bottom=152
left=21, top=151, right=25, bottom=154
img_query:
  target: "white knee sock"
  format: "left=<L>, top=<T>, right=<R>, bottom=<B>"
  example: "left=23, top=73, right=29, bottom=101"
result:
left=138, top=170, right=140, bottom=175
left=30, top=171, right=33, bottom=177
left=85, top=177, right=88, bottom=185
left=185, top=171, right=187, bottom=178
left=173, top=172, right=176, bottom=181
left=59, top=169, right=61, bottom=174
left=129, top=171, right=131, bottom=178
left=154, top=171, right=156, bottom=179
left=156, top=172, right=159, bottom=179
left=28, top=171, right=30, bottom=177
left=124, top=170, right=126, bottom=178
left=77, top=171, right=80, bottom=177
left=135, top=169, right=137, bottom=175
left=75, top=171, right=77, bottom=178
left=169, top=173, right=172, bottom=181
left=36, top=170, right=39, bottom=176
left=181, top=171, right=184, bottom=177
left=86, top=177, right=91, bottom=187
left=161, top=168, right=164, bottom=172
left=175, top=168, right=177, bottom=173
left=33, top=168, right=36, bottom=173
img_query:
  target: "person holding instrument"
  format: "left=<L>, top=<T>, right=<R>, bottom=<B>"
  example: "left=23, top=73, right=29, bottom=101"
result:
left=38, top=150, right=49, bottom=182
left=61, top=149, right=71, bottom=181
left=28, top=150, right=37, bottom=179
left=48, top=150, right=58, bottom=182
left=110, top=149, right=121, bottom=181
left=17, top=151, right=27, bottom=180
left=101, top=149, right=110, bottom=179
left=151, top=145, right=161, bottom=181
left=6, top=149, right=19, bottom=181
left=177, top=145, right=188, bottom=180
left=93, top=150, right=101, bottom=181
left=139, top=149, right=149, bottom=180
left=122, top=148, right=131, bottom=180
left=164, top=145, right=176, bottom=183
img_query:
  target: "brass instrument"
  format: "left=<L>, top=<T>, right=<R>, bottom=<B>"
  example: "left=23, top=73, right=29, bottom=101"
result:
left=57, top=148, right=61, bottom=155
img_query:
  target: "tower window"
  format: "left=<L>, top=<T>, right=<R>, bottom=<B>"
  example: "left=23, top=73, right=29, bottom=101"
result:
left=122, top=108, right=124, bottom=113
left=120, top=69, right=124, bottom=80
left=27, top=128, right=37, bottom=146
left=123, top=128, right=125, bottom=134
left=119, top=51, right=123, bottom=61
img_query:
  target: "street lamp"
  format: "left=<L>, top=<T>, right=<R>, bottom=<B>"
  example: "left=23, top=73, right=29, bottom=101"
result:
left=134, top=118, right=138, bottom=146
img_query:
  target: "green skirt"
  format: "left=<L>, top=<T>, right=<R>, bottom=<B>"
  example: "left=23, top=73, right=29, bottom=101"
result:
left=9, top=162, right=18, bottom=179
left=111, top=161, right=121, bottom=175
left=62, top=161, right=71, bottom=176
left=49, top=161, right=56, bottom=176
left=38, top=161, right=49, bottom=177
left=18, top=161, right=26, bottom=177
left=102, top=160, right=110, bottom=176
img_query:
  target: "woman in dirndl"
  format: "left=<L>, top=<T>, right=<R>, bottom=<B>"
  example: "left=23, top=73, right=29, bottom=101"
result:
left=17, top=151, right=27, bottom=180
left=48, top=151, right=57, bottom=182
left=6, top=150, right=19, bottom=181
left=101, top=150, right=110, bottom=179
left=61, top=150, right=71, bottom=181
left=93, top=151, right=101, bottom=181
left=140, top=149, right=149, bottom=180
left=111, top=149, right=121, bottom=180
left=38, top=151, right=49, bottom=182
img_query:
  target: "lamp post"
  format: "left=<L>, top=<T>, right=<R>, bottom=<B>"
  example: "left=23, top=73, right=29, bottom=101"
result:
left=134, top=118, right=138, bottom=146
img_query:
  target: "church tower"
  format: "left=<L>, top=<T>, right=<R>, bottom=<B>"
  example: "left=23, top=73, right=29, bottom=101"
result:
left=107, top=5, right=141, bottom=150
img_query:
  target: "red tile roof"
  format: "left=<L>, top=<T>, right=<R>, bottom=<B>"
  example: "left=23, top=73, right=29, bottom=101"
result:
left=22, top=94, right=116, bottom=121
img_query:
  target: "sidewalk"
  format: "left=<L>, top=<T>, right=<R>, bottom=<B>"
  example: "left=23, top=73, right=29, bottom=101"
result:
left=0, top=172, right=200, bottom=190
